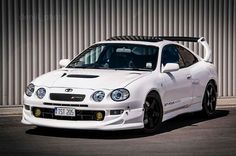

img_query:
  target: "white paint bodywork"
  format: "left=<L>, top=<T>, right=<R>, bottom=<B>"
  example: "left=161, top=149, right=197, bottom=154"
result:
left=22, top=39, right=217, bottom=130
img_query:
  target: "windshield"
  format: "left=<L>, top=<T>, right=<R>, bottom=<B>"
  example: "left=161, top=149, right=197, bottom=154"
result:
left=67, top=44, right=159, bottom=71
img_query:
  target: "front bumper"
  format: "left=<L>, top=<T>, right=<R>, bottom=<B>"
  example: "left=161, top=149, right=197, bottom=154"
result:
left=22, top=86, right=145, bottom=130
left=21, top=104, right=144, bottom=130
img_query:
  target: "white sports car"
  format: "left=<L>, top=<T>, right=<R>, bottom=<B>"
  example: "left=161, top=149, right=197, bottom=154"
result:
left=22, top=36, right=217, bottom=133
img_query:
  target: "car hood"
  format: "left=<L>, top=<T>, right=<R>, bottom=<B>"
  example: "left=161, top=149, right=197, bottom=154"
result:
left=32, top=68, right=151, bottom=90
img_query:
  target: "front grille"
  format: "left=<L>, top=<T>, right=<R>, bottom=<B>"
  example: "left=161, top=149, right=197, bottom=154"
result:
left=32, top=107, right=105, bottom=121
left=50, top=93, right=85, bottom=102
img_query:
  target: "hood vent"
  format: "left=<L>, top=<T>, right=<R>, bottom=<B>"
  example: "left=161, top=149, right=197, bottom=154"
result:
left=67, top=74, right=99, bottom=78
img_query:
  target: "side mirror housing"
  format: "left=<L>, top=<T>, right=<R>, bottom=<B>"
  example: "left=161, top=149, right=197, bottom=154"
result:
left=162, top=63, right=179, bottom=73
left=59, top=59, right=70, bottom=67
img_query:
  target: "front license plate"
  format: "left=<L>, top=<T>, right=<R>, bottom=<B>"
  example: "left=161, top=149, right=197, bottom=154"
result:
left=54, top=107, right=76, bottom=117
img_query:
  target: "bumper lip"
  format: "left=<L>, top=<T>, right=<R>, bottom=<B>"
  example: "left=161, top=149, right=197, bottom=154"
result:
left=21, top=105, right=144, bottom=131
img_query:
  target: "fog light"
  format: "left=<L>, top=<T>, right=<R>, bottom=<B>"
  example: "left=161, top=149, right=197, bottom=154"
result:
left=110, top=110, right=124, bottom=115
left=34, top=108, right=41, bottom=117
left=96, top=112, right=103, bottom=121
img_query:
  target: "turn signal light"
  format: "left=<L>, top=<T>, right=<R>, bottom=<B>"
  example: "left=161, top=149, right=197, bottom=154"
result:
left=110, top=110, right=124, bottom=115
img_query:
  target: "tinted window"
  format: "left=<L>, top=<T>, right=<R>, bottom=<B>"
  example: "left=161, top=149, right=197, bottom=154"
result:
left=161, top=45, right=185, bottom=68
left=176, top=45, right=198, bottom=67
left=67, top=44, right=159, bottom=71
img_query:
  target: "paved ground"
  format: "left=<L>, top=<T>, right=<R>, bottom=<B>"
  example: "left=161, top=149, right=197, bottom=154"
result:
left=0, top=107, right=235, bottom=156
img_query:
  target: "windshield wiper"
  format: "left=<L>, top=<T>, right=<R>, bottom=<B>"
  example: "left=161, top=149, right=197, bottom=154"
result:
left=113, top=68, right=152, bottom=71
left=67, top=66, right=89, bottom=69
left=68, top=66, right=110, bottom=69
left=68, top=65, right=151, bottom=71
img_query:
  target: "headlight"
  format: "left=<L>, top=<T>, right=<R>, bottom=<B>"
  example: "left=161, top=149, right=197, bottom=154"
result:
left=111, top=88, right=130, bottom=101
left=92, top=91, right=105, bottom=102
left=36, top=88, right=46, bottom=99
left=25, top=83, right=35, bottom=97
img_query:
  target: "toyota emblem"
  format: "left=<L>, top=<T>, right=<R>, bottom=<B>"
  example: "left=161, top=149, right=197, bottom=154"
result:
left=65, top=88, right=73, bottom=92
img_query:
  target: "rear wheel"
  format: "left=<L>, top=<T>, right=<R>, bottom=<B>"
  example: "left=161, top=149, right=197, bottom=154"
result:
left=202, top=82, right=217, bottom=117
left=142, top=92, right=163, bottom=134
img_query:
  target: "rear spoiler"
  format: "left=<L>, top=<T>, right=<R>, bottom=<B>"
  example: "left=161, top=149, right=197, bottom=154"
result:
left=107, top=36, right=212, bottom=63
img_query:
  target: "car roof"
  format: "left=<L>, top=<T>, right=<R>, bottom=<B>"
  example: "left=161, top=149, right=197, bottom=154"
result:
left=96, top=36, right=176, bottom=47
left=96, top=36, right=201, bottom=47
left=106, top=36, right=201, bottom=42
left=107, top=36, right=163, bottom=42
left=96, top=40, right=165, bottom=47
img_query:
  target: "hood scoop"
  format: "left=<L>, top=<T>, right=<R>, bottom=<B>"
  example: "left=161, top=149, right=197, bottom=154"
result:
left=67, top=74, right=99, bottom=78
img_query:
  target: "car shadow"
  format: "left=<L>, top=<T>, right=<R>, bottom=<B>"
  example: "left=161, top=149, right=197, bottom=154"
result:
left=25, top=109, right=229, bottom=139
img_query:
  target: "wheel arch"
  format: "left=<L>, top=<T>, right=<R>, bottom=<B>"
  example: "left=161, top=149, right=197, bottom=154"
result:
left=145, top=89, right=164, bottom=111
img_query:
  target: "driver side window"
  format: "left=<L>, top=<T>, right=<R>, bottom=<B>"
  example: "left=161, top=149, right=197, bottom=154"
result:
left=161, top=44, right=185, bottom=68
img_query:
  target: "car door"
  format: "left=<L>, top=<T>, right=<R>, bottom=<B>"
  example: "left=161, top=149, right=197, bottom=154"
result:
left=161, top=44, right=193, bottom=114
left=176, top=45, right=201, bottom=106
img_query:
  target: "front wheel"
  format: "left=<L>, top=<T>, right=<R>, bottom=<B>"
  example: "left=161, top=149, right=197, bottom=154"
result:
left=142, top=92, right=163, bottom=134
left=202, top=82, right=217, bottom=117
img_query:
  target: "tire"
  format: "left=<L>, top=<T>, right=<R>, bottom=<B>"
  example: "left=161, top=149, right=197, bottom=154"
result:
left=202, top=82, right=217, bottom=117
left=142, top=92, right=163, bottom=134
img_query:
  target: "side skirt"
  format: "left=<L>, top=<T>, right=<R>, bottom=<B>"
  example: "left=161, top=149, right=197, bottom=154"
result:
left=162, top=102, right=202, bottom=122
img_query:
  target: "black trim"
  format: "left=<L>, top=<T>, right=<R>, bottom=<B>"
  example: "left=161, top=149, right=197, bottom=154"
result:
left=158, top=36, right=200, bottom=42
left=67, top=74, right=99, bottom=78
left=44, top=103, right=88, bottom=107
left=107, top=36, right=162, bottom=42
left=32, top=107, right=105, bottom=121
left=61, top=73, right=67, bottom=77
left=50, top=93, right=85, bottom=102
left=107, top=36, right=201, bottom=42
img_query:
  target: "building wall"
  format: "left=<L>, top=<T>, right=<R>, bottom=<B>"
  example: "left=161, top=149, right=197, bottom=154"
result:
left=0, top=0, right=236, bottom=106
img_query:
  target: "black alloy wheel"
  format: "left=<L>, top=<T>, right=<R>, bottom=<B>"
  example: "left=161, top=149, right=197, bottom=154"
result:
left=202, top=82, right=217, bottom=117
left=143, top=92, right=163, bottom=133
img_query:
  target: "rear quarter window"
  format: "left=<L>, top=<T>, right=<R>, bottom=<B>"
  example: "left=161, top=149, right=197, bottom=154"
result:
left=177, top=46, right=198, bottom=67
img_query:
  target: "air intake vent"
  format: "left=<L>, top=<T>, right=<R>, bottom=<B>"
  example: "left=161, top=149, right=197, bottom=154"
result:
left=50, top=93, right=85, bottom=101
left=44, top=103, right=88, bottom=107
left=32, top=107, right=105, bottom=121
left=67, top=74, right=99, bottom=78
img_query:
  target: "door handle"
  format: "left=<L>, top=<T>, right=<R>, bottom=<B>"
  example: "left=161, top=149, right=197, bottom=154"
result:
left=187, top=74, right=192, bottom=79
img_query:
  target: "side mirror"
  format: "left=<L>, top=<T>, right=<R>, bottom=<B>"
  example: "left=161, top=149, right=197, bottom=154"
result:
left=59, top=59, right=70, bottom=67
left=162, top=63, right=179, bottom=73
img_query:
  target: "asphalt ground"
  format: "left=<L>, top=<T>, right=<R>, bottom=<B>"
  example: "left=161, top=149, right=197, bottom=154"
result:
left=0, top=107, right=236, bottom=156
